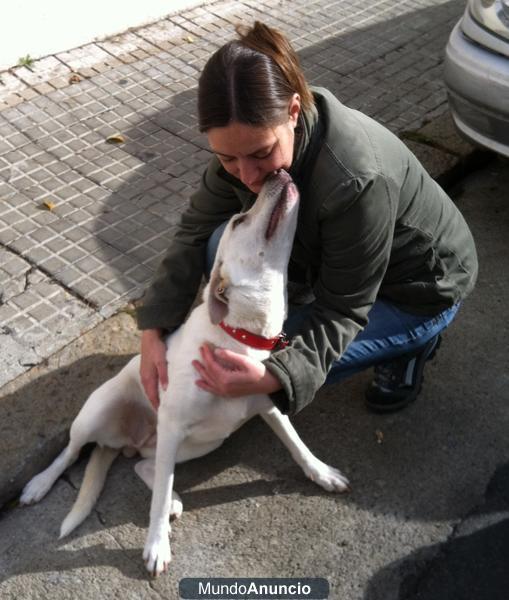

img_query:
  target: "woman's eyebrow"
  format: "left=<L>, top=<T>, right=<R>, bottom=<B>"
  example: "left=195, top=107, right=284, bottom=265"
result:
left=214, top=150, right=235, bottom=159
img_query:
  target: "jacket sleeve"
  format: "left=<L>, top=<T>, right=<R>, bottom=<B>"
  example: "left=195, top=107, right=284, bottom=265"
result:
left=265, top=173, right=397, bottom=414
left=136, top=157, right=241, bottom=332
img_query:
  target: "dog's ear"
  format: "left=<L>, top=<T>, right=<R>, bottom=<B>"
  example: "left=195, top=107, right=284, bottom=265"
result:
left=207, top=261, right=229, bottom=325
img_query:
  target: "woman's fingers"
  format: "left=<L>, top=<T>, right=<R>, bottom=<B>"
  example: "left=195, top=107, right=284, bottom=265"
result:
left=156, top=357, right=169, bottom=390
left=140, top=328, right=168, bottom=410
left=141, top=367, right=161, bottom=411
left=192, top=359, right=213, bottom=385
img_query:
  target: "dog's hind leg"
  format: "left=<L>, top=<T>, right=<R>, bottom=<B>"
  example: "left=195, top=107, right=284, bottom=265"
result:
left=21, top=358, right=144, bottom=508
left=19, top=405, right=101, bottom=506
left=60, top=445, right=119, bottom=538
left=260, top=406, right=351, bottom=493
left=20, top=440, right=83, bottom=505
left=135, top=458, right=183, bottom=519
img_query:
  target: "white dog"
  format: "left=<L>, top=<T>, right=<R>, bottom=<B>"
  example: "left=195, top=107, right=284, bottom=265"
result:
left=20, top=170, right=349, bottom=576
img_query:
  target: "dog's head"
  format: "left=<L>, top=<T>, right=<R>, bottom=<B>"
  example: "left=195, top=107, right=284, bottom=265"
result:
left=207, top=170, right=300, bottom=331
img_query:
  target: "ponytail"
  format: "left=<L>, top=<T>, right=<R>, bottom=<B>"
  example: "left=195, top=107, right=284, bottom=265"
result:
left=235, top=22, right=314, bottom=114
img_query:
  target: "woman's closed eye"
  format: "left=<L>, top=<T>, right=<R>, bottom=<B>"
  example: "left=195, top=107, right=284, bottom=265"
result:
left=218, top=154, right=235, bottom=163
left=217, top=144, right=276, bottom=163
left=252, top=143, right=277, bottom=160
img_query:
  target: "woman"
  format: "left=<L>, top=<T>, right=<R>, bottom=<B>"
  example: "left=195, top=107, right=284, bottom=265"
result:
left=136, top=22, right=478, bottom=416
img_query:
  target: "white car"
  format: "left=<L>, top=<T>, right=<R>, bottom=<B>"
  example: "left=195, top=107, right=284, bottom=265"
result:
left=444, top=0, right=509, bottom=157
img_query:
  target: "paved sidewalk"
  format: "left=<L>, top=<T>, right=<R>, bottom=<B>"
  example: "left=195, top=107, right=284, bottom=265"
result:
left=3, top=1, right=508, bottom=599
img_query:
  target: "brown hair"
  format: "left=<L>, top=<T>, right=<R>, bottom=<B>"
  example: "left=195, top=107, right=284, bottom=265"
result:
left=197, top=21, right=314, bottom=132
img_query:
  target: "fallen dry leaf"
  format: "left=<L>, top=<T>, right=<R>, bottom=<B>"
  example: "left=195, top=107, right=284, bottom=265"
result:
left=69, top=73, right=82, bottom=84
left=106, top=133, right=125, bottom=144
left=41, top=200, right=56, bottom=211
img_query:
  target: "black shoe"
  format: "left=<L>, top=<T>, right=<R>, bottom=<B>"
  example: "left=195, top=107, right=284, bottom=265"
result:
left=365, top=335, right=442, bottom=413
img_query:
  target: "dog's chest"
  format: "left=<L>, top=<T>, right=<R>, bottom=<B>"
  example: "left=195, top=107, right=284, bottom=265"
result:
left=184, top=395, right=253, bottom=444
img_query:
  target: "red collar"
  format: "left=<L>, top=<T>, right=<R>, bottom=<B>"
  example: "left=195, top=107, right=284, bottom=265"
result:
left=219, top=321, right=289, bottom=351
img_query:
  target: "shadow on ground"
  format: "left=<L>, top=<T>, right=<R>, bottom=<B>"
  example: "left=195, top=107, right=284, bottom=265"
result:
left=364, top=463, right=509, bottom=600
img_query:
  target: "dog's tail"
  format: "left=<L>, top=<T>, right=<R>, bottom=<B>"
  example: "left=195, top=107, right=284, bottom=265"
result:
left=59, top=445, right=119, bottom=539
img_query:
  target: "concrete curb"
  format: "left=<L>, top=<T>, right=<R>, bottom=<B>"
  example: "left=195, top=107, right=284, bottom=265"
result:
left=399, top=112, right=493, bottom=192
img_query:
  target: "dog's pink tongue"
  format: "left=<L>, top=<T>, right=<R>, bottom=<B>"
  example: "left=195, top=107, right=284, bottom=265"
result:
left=265, top=181, right=298, bottom=240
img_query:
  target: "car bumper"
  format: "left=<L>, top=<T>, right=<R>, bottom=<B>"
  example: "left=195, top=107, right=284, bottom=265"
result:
left=444, top=20, right=509, bottom=158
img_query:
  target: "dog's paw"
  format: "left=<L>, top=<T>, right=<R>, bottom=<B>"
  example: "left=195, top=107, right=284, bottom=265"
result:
left=19, top=472, right=54, bottom=505
left=170, top=490, right=183, bottom=520
left=143, top=532, right=172, bottom=577
left=305, top=460, right=351, bottom=493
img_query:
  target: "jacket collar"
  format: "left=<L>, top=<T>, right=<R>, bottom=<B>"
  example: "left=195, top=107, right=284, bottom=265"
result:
left=288, top=103, right=320, bottom=190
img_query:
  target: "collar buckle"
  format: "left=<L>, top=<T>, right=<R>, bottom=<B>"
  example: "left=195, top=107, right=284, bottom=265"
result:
left=274, top=332, right=289, bottom=350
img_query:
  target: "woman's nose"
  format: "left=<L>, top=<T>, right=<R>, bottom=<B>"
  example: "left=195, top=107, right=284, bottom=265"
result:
left=238, top=159, right=259, bottom=186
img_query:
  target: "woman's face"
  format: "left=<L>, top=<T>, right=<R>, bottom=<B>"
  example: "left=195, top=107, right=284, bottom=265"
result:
left=207, top=95, right=301, bottom=195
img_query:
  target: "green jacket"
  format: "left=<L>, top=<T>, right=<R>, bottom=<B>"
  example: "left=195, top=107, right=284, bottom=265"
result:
left=136, top=87, right=478, bottom=415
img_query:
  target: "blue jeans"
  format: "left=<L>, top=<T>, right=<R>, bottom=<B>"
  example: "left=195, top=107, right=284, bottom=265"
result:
left=206, top=223, right=460, bottom=383
left=284, top=300, right=459, bottom=385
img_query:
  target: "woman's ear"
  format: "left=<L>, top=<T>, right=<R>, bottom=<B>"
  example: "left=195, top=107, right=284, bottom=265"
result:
left=288, top=93, right=301, bottom=127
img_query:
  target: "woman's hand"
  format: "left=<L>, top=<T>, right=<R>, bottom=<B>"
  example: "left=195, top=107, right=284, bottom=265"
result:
left=140, top=328, right=168, bottom=410
left=192, top=344, right=282, bottom=397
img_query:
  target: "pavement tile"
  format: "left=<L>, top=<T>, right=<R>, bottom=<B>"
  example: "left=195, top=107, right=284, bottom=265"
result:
left=97, top=31, right=160, bottom=59
left=53, top=143, right=144, bottom=192
left=0, top=146, right=167, bottom=315
left=0, top=118, right=33, bottom=154
left=121, top=127, right=210, bottom=177
left=0, top=152, right=94, bottom=223
left=135, top=18, right=190, bottom=51
left=55, top=44, right=114, bottom=72
left=0, top=264, right=101, bottom=386
left=17, top=87, right=39, bottom=102
left=184, top=5, right=241, bottom=38
left=52, top=256, right=143, bottom=312
left=0, top=71, right=30, bottom=108
left=139, top=51, right=200, bottom=85
left=11, top=57, right=71, bottom=87
left=0, top=248, right=31, bottom=303
left=78, top=105, right=161, bottom=144
left=1, top=193, right=167, bottom=313
left=144, top=93, right=208, bottom=148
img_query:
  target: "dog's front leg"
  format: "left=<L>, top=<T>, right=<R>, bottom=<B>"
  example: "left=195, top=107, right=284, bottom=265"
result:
left=143, top=411, right=183, bottom=577
left=261, top=405, right=351, bottom=493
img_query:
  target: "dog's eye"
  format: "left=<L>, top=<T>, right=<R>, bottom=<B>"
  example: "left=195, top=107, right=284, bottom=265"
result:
left=232, top=214, right=248, bottom=230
